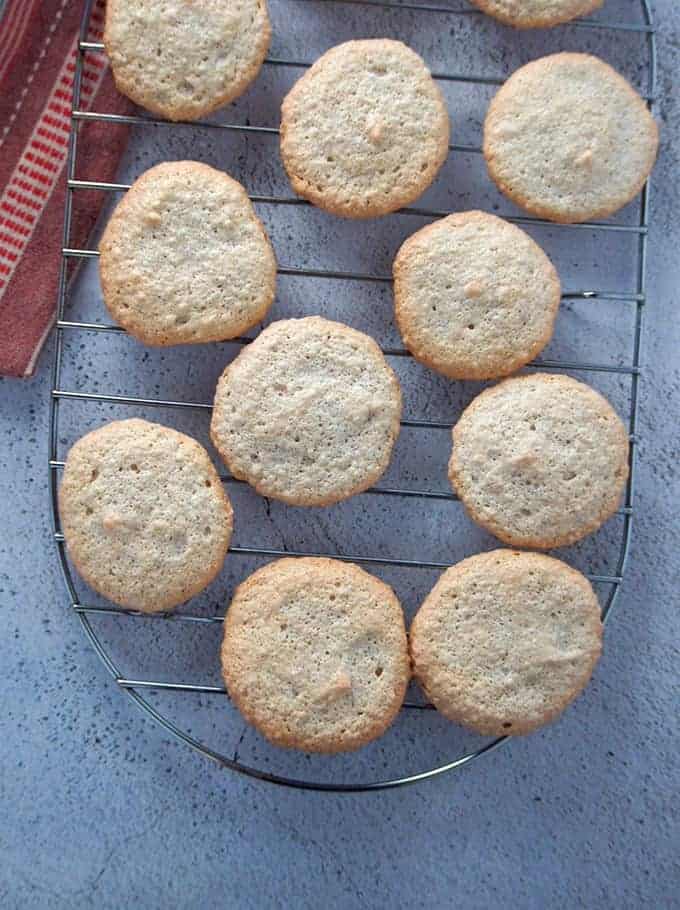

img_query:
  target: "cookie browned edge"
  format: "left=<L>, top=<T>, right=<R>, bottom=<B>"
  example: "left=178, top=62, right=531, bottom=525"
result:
left=468, top=0, right=603, bottom=29
left=98, top=161, right=277, bottom=346
left=448, top=373, right=630, bottom=549
left=104, top=0, right=272, bottom=122
left=279, top=39, right=451, bottom=219
left=483, top=53, right=659, bottom=224
left=392, top=211, right=561, bottom=380
left=209, top=317, right=403, bottom=507
left=58, top=419, right=234, bottom=613
left=221, top=557, right=411, bottom=753
left=409, top=549, right=603, bottom=736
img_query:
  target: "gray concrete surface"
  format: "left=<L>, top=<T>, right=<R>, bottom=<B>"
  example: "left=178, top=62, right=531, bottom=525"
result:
left=1, top=1, right=678, bottom=907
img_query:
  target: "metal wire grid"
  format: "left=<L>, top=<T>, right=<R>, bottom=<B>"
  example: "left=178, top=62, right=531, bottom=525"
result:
left=49, top=0, right=657, bottom=792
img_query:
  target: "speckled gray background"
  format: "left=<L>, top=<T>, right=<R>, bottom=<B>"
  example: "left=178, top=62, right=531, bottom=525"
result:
left=1, top=1, right=678, bottom=907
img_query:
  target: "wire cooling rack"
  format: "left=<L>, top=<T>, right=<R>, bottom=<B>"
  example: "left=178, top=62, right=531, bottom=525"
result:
left=49, top=0, right=657, bottom=792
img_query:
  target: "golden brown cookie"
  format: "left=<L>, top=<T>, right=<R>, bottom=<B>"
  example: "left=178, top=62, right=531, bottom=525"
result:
left=484, top=53, right=658, bottom=223
left=410, top=550, right=603, bottom=736
left=210, top=317, right=402, bottom=506
left=99, top=162, right=276, bottom=346
left=469, top=0, right=603, bottom=28
left=104, top=0, right=271, bottom=121
left=449, top=373, right=629, bottom=548
left=59, top=419, right=233, bottom=612
left=393, top=211, right=561, bottom=380
left=222, top=558, right=410, bottom=752
left=280, top=39, right=450, bottom=218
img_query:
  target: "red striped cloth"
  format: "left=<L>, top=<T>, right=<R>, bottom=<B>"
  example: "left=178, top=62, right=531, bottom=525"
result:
left=0, top=0, right=132, bottom=377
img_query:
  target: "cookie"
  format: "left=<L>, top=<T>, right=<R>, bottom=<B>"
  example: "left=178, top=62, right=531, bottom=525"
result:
left=210, top=317, right=402, bottom=506
left=280, top=39, right=450, bottom=218
left=99, top=162, right=276, bottom=346
left=409, top=550, right=603, bottom=736
left=59, top=419, right=233, bottom=612
left=449, top=373, right=629, bottom=548
left=222, top=557, right=410, bottom=752
left=104, top=0, right=271, bottom=121
left=483, top=53, right=659, bottom=223
left=393, top=211, right=561, bottom=380
left=469, top=0, right=603, bottom=28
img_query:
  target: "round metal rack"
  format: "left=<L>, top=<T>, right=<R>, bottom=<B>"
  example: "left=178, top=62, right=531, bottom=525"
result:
left=49, top=0, right=657, bottom=791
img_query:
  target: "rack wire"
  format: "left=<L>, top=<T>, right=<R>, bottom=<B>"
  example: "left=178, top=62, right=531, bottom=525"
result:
left=50, top=0, right=656, bottom=791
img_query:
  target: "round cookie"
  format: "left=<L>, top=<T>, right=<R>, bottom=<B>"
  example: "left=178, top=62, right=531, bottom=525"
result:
left=280, top=39, right=450, bottom=218
left=99, top=162, right=276, bottom=346
left=393, top=211, right=561, bottom=380
left=222, top=558, right=410, bottom=752
left=104, top=0, right=271, bottom=121
left=483, top=53, right=659, bottom=223
left=210, top=317, right=402, bottom=506
left=469, top=0, right=603, bottom=28
left=409, top=550, right=603, bottom=736
left=449, top=373, right=629, bottom=548
left=59, top=419, right=233, bottom=612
